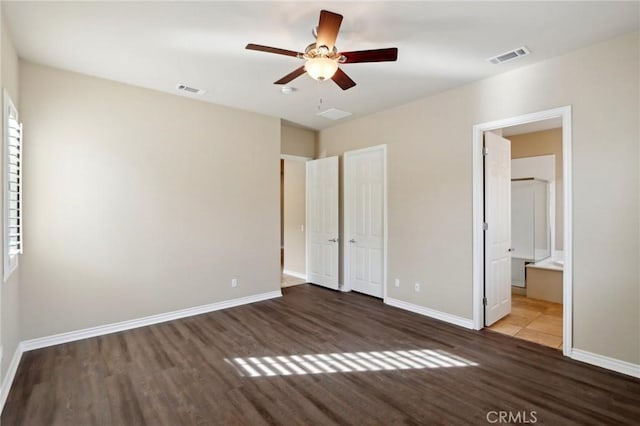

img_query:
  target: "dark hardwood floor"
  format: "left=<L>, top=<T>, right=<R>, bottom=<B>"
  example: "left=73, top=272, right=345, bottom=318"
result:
left=3, top=284, right=639, bottom=425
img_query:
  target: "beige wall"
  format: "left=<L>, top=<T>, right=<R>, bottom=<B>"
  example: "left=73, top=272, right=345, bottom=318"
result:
left=281, top=124, right=316, bottom=158
left=19, top=61, right=281, bottom=340
left=319, top=33, right=639, bottom=364
left=510, top=128, right=563, bottom=250
left=0, top=11, right=22, bottom=381
left=283, top=158, right=306, bottom=275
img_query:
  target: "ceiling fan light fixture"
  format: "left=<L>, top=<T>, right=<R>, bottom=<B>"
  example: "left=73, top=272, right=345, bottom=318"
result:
left=246, top=10, right=398, bottom=90
left=304, top=57, right=338, bottom=81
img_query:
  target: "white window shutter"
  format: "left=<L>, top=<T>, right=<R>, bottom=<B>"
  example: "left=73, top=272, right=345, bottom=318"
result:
left=7, top=116, right=22, bottom=256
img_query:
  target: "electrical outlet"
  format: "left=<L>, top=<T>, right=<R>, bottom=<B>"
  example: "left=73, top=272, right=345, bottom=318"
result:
left=232, top=278, right=238, bottom=288
left=414, top=282, right=420, bottom=292
left=394, top=278, right=400, bottom=288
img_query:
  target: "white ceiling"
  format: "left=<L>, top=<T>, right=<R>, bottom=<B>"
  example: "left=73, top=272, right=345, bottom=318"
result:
left=4, top=1, right=639, bottom=130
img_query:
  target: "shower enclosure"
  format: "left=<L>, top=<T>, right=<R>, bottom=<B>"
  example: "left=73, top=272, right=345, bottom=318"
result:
left=511, top=178, right=551, bottom=287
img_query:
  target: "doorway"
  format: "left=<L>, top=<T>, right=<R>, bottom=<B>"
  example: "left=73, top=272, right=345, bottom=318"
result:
left=472, top=106, right=572, bottom=356
left=281, top=155, right=311, bottom=288
left=486, top=123, right=565, bottom=348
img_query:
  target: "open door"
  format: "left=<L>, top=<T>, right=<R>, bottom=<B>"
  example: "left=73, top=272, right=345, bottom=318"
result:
left=484, top=132, right=512, bottom=325
left=306, top=157, right=339, bottom=290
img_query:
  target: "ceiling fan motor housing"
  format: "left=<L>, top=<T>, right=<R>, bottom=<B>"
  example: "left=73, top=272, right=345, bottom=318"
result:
left=303, top=43, right=341, bottom=60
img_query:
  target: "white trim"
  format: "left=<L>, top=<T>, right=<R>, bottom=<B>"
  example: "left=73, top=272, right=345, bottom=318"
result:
left=280, top=154, right=312, bottom=162
left=384, top=297, right=474, bottom=329
left=560, top=112, right=573, bottom=355
left=472, top=106, right=573, bottom=357
left=282, top=270, right=307, bottom=280
left=571, top=349, right=640, bottom=379
left=0, top=343, right=23, bottom=414
left=21, top=290, right=282, bottom=352
left=343, top=144, right=388, bottom=299
left=305, top=161, right=309, bottom=284
left=383, top=145, right=388, bottom=300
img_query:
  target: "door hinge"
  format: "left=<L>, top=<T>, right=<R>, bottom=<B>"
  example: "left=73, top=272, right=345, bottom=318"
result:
left=482, top=222, right=488, bottom=231
left=483, top=146, right=489, bottom=156
left=482, top=297, right=488, bottom=306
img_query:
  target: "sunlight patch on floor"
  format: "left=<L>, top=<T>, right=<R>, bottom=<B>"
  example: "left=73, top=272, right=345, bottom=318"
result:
left=225, top=349, right=478, bottom=377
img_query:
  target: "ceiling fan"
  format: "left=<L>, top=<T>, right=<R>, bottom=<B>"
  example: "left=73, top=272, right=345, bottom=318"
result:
left=245, top=10, right=398, bottom=90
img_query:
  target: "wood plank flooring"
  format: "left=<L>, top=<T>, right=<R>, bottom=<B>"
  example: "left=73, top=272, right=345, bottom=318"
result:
left=3, top=284, right=640, bottom=425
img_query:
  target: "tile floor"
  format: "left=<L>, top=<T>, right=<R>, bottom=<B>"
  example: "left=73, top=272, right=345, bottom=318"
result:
left=487, top=294, right=563, bottom=349
left=281, top=273, right=306, bottom=288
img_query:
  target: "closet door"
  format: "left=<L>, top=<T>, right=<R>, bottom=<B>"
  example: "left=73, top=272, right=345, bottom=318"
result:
left=306, top=157, right=340, bottom=290
left=344, top=145, right=386, bottom=298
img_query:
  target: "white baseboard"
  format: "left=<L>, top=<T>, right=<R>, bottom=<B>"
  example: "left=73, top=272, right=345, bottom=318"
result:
left=0, top=344, right=24, bottom=414
left=384, top=297, right=474, bottom=329
left=282, top=270, right=307, bottom=281
left=21, top=290, right=282, bottom=352
left=571, top=348, right=640, bottom=378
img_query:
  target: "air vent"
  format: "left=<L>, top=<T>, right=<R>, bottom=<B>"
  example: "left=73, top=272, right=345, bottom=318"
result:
left=317, top=108, right=352, bottom=121
left=280, top=86, right=297, bottom=95
left=487, top=46, right=530, bottom=64
left=176, top=84, right=206, bottom=95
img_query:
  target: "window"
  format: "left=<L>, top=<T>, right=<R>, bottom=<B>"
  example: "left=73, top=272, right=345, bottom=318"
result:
left=3, top=91, right=22, bottom=281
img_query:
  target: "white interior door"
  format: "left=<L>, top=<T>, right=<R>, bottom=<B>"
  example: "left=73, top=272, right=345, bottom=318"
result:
left=306, top=157, right=339, bottom=290
left=484, top=132, right=512, bottom=325
left=345, top=146, right=386, bottom=298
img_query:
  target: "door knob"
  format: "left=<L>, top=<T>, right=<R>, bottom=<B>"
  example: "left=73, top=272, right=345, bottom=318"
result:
left=328, top=238, right=338, bottom=242
left=508, top=248, right=515, bottom=252
left=349, top=239, right=357, bottom=243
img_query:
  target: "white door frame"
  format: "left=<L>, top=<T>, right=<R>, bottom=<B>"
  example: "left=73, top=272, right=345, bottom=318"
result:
left=343, top=144, right=388, bottom=298
left=281, top=154, right=313, bottom=162
left=472, top=106, right=573, bottom=356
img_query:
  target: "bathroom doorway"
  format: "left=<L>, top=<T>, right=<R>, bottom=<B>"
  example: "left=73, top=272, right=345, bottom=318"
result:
left=490, top=120, right=564, bottom=349
left=472, top=107, right=572, bottom=355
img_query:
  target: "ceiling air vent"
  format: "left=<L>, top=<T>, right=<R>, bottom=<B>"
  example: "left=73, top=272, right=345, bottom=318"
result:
left=176, top=84, right=206, bottom=95
left=487, top=46, right=530, bottom=64
left=317, top=108, right=352, bottom=121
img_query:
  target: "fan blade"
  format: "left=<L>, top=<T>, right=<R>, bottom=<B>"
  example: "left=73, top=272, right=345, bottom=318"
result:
left=316, top=10, right=343, bottom=51
left=331, top=67, right=356, bottom=90
left=341, top=48, right=398, bottom=64
left=274, top=67, right=306, bottom=85
left=246, top=43, right=302, bottom=58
